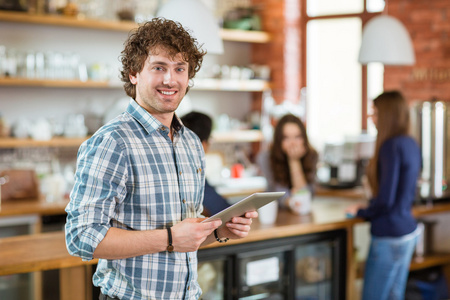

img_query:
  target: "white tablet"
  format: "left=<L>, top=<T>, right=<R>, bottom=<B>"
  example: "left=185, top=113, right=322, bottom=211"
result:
left=201, top=191, right=286, bottom=225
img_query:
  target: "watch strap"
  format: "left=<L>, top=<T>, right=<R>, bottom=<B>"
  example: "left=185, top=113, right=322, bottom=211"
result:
left=166, top=227, right=174, bottom=252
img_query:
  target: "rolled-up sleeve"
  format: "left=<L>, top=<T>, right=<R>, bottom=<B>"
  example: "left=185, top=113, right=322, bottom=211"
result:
left=65, top=133, right=128, bottom=261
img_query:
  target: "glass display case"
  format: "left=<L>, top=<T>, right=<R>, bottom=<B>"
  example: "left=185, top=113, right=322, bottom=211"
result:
left=237, top=248, right=289, bottom=299
left=198, top=229, right=346, bottom=300
left=0, top=215, right=39, bottom=300
left=295, top=242, right=334, bottom=300
left=197, top=258, right=227, bottom=300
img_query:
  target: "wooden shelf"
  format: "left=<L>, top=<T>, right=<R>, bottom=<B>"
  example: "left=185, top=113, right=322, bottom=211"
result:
left=357, top=252, right=450, bottom=278
left=0, top=77, right=271, bottom=91
left=0, top=10, right=137, bottom=32
left=211, top=129, right=263, bottom=143
left=413, top=201, right=450, bottom=217
left=0, top=77, right=121, bottom=88
left=193, top=78, right=270, bottom=92
left=0, top=131, right=263, bottom=148
left=410, top=252, right=450, bottom=271
left=316, top=186, right=365, bottom=199
left=0, top=231, right=98, bottom=276
left=220, top=28, right=271, bottom=43
left=0, top=11, right=272, bottom=43
left=0, top=136, right=88, bottom=148
left=0, top=197, right=69, bottom=217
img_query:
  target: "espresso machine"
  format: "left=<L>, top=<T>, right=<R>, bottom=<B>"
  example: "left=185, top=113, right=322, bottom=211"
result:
left=317, top=135, right=375, bottom=189
left=411, top=100, right=450, bottom=202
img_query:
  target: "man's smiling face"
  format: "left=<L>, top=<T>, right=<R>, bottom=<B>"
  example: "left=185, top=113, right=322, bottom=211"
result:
left=130, top=47, right=189, bottom=117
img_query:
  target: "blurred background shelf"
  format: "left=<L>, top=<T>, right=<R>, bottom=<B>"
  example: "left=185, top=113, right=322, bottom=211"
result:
left=193, top=78, right=270, bottom=92
left=211, top=129, right=263, bottom=143
left=0, top=77, right=118, bottom=88
left=0, top=10, right=137, bottom=31
left=219, top=28, right=271, bottom=43
left=0, top=130, right=263, bottom=148
left=0, top=137, right=89, bottom=148
left=0, top=11, right=271, bottom=43
left=0, top=77, right=270, bottom=91
left=356, top=252, right=450, bottom=278
left=410, top=253, right=450, bottom=271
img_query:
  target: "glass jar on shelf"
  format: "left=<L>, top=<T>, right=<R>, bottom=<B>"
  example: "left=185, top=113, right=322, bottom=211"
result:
left=71, top=0, right=106, bottom=20
left=116, top=0, right=136, bottom=21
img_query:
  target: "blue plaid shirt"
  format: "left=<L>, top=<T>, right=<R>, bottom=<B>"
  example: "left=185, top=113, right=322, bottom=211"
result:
left=65, top=99, right=205, bottom=300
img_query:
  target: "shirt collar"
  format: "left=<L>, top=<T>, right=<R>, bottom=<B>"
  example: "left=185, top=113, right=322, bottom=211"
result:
left=126, top=99, right=185, bottom=136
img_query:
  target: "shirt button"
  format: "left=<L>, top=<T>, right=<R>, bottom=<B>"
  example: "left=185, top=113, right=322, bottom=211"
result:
left=187, top=286, right=190, bottom=290
left=179, top=171, right=182, bottom=175
left=182, top=199, right=186, bottom=204
left=197, top=168, right=202, bottom=173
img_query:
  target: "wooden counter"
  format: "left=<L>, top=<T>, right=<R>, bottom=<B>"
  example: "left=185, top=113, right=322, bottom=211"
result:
left=0, top=231, right=97, bottom=300
left=316, top=186, right=366, bottom=199
left=0, top=198, right=358, bottom=276
left=0, top=197, right=362, bottom=300
left=0, top=231, right=97, bottom=276
left=1, top=194, right=450, bottom=300
left=0, top=200, right=358, bottom=300
left=1, top=195, right=449, bottom=276
left=0, top=197, right=69, bottom=217
left=202, top=197, right=362, bottom=249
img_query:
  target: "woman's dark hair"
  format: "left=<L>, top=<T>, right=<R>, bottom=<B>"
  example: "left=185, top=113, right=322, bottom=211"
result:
left=181, top=111, right=212, bottom=142
left=269, top=114, right=318, bottom=188
left=120, top=18, right=206, bottom=99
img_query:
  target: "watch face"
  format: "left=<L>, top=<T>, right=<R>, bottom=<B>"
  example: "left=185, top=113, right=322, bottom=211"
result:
left=167, top=245, right=174, bottom=252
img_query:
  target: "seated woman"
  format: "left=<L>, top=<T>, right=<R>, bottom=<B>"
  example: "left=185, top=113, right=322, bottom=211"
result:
left=257, top=114, right=318, bottom=214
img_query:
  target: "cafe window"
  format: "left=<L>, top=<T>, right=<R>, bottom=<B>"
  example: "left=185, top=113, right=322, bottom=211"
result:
left=304, top=0, right=384, bottom=151
left=307, top=0, right=363, bottom=17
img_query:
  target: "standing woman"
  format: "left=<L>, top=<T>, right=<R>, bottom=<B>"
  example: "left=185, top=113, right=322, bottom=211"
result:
left=257, top=114, right=318, bottom=214
left=346, top=91, right=421, bottom=300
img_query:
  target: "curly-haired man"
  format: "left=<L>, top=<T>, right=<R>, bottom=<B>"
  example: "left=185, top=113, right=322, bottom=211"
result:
left=65, top=18, right=257, bottom=300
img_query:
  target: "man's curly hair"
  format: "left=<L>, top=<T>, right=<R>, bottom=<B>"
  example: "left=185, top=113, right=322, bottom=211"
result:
left=120, top=18, right=206, bottom=99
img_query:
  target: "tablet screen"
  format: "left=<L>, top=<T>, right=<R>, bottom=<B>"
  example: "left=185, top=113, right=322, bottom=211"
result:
left=201, top=191, right=286, bottom=225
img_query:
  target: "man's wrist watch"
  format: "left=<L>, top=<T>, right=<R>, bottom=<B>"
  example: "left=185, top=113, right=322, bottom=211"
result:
left=166, top=227, right=174, bottom=252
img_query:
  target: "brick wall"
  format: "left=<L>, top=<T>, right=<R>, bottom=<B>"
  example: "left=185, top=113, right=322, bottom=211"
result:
left=385, top=0, right=450, bottom=103
left=251, top=0, right=302, bottom=104
left=252, top=0, right=450, bottom=104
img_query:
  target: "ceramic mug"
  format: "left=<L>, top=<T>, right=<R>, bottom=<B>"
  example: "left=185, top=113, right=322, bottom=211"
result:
left=258, top=200, right=278, bottom=225
left=289, top=188, right=312, bottom=215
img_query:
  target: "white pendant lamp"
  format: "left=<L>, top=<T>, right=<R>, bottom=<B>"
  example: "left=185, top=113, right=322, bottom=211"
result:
left=358, top=15, right=415, bottom=65
left=156, top=0, right=224, bottom=55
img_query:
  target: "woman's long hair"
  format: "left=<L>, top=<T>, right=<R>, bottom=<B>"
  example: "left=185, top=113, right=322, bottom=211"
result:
left=269, top=114, right=318, bottom=188
left=367, top=91, right=410, bottom=195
